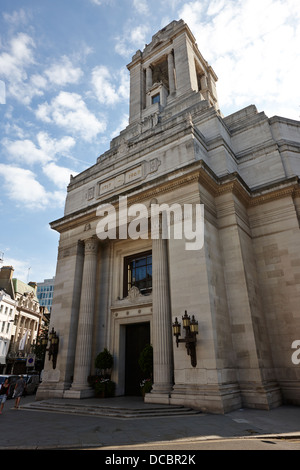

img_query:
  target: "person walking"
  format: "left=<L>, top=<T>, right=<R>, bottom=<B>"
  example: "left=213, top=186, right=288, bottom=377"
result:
left=13, top=375, right=26, bottom=409
left=0, top=378, right=10, bottom=414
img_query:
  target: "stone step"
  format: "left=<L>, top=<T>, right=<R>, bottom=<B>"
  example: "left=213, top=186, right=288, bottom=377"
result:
left=21, top=401, right=201, bottom=418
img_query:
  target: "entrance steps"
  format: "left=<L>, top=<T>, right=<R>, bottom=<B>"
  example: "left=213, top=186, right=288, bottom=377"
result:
left=21, top=399, right=201, bottom=419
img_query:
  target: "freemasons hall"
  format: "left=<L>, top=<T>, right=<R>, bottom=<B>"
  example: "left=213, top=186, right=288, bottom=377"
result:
left=37, top=20, right=300, bottom=413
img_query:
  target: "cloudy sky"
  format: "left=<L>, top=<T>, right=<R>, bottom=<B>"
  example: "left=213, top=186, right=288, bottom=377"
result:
left=0, top=0, right=299, bottom=283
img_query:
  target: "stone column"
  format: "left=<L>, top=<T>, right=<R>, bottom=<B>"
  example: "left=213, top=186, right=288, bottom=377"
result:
left=14, top=313, right=22, bottom=349
left=200, top=74, right=209, bottom=101
left=67, top=237, right=98, bottom=398
left=145, top=224, right=173, bottom=404
left=167, top=52, right=176, bottom=95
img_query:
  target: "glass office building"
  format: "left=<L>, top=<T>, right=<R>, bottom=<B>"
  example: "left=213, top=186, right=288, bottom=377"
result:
left=37, top=277, right=55, bottom=313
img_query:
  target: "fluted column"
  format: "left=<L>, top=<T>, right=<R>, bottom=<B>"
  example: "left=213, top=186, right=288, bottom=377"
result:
left=147, top=231, right=173, bottom=401
left=70, top=237, right=98, bottom=395
left=167, top=52, right=176, bottom=95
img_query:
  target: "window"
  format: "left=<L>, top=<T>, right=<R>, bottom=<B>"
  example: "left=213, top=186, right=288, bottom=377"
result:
left=124, top=251, right=152, bottom=297
left=152, top=93, right=160, bottom=104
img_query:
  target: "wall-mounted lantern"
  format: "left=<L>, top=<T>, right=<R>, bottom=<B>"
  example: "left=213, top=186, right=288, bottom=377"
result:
left=172, top=311, right=198, bottom=367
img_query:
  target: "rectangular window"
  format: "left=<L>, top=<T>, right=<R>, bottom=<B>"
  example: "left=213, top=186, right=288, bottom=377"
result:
left=123, top=251, right=152, bottom=297
left=152, top=93, right=160, bottom=104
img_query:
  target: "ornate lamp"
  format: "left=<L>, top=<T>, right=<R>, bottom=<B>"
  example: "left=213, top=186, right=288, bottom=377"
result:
left=172, top=311, right=198, bottom=367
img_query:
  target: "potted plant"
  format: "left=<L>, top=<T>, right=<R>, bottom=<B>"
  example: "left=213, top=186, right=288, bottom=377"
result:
left=91, top=348, right=115, bottom=398
left=138, top=344, right=153, bottom=396
left=95, top=348, right=113, bottom=378
left=94, top=377, right=115, bottom=398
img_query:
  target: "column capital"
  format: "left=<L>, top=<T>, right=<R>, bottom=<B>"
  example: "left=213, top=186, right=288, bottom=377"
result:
left=83, top=236, right=98, bottom=255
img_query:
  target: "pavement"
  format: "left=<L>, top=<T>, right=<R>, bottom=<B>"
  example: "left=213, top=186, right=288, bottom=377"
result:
left=0, top=393, right=300, bottom=451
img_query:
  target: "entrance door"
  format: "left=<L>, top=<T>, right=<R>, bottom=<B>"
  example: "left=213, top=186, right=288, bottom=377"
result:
left=125, top=322, right=150, bottom=396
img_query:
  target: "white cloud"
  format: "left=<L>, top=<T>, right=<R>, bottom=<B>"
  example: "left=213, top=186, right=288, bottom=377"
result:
left=0, top=32, right=83, bottom=105
left=0, top=33, right=35, bottom=82
left=36, top=91, right=106, bottom=141
left=2, top=138, right=50, bottom=165
left=91, top=66, right=120, bottom=105
left=178, top=0, right=300, bottom=119
left=110, top=113, right=129, bottom=139
left=1, top=256, right=32, bottom=284
left=3, top=8, right=29, bottom=26
left=91, top=66, right=129, bottom=105
left=44, top=55, right=83, bottom=86
left=0, top=164, right=65, bottom=210
left=132, top=0, right=149, bottom=15
left=2, top=132, right=76, bottom=166
left=114, top=24, right=151, bottom=57
left=42, top=162, right=77, bottom=189
left=0, top=32, right=47, bottom=104
left=89, top=0, right=113, bottom=5
left=36, top=132, right=76, bottom=160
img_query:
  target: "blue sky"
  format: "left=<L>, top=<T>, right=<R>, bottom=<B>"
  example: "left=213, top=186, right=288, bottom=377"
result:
left=0, top=0, right=299, bottom=284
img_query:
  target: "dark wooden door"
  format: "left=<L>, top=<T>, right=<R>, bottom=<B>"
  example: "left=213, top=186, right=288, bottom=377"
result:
left=125, top=322, right=150, bottom=396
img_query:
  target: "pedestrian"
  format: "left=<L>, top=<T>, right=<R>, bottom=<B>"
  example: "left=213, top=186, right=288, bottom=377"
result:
left=13, top=375, right=26, bottom=409
left=0, top=379, right=10, bottom=414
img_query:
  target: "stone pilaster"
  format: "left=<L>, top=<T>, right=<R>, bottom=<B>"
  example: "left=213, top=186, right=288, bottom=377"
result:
left=145, top=233, right=173, bottom=404
left=167, top=52, right=176, bottom=95
left=146, top=66, right=152, bottom=90
left=65, top=237, right=98, bottom=398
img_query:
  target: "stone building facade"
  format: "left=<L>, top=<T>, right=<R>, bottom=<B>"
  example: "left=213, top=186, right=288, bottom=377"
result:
left=37, top=20, right=300, bottom=413
left=0, top=288, right=17, bottom=371
left=0, top=266, right=42, bottom=373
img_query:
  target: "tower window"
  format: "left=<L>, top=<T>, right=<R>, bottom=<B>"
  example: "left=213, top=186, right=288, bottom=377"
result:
left=152, top=93, right=160, bottom=104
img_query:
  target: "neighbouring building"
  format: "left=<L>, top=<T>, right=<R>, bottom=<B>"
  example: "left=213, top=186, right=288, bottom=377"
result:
left=0, top=266, right=42, bottom=374
left=37, top=20, right=300, bottom=413
left=0, top=289, right=17, bottom=372
left=37, top=277, right=55, bottom=313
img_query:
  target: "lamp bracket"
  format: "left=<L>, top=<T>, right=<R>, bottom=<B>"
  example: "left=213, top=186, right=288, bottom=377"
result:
left=173, top=311, right=198, bottom=367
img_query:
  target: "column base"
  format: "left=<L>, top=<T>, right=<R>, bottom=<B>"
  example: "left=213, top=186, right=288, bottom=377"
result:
left=170, top=383, right=242, bottom=414
left=144, top=384, right=173, bottom=405
left=144, top=391, right=171, bottom=405
left=36, top=378, right=71, bottom=400
left=63, top=387, right=95, bottom=399
left=239, top=381, right=282, bottom=410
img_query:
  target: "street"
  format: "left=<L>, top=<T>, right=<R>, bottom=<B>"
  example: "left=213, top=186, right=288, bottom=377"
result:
left=1, top=394, right=300, bottom=452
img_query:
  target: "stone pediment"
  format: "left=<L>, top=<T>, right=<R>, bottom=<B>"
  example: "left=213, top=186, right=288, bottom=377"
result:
left=113, top=286, right=152, bottom=306
left=143, top=20, right=184, bottom=56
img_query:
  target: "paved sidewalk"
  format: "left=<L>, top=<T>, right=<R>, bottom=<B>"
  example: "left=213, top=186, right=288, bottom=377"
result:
left=0, top=394, right=300, bottom=450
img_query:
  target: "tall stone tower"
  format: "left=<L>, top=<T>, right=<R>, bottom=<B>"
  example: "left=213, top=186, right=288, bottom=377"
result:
left=127, top=19, right=219, bottom=126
